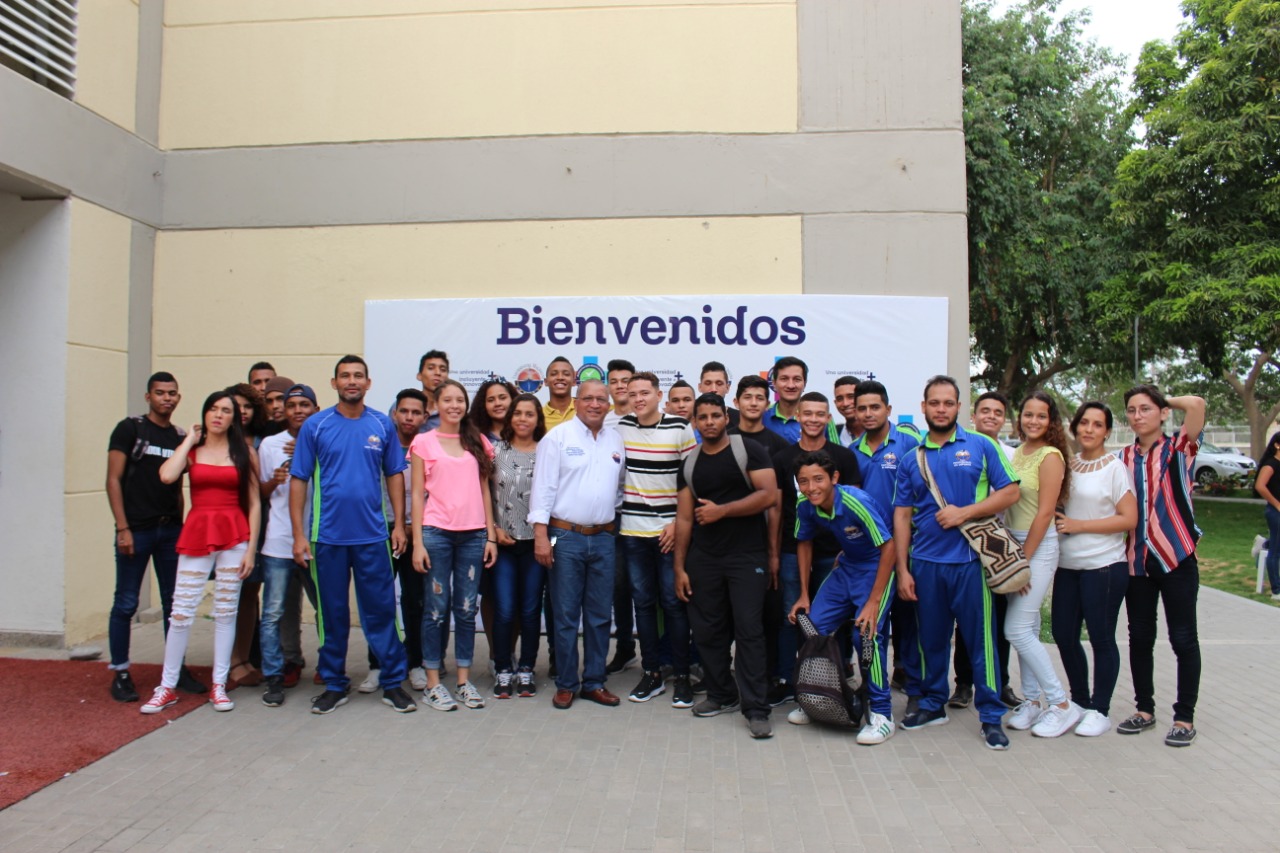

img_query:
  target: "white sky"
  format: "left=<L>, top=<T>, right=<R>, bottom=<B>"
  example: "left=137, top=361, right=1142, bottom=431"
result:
left=992, top=0, right=1189, bottom=72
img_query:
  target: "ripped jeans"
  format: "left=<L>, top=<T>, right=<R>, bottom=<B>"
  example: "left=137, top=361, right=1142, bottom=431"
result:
left=420, top=526, right=487, bottom=671
left=161, top=542, right=248, bottom=689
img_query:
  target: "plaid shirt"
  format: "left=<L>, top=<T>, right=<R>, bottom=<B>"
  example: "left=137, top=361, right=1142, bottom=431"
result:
left=1121, top=429, right=1202, bottom=576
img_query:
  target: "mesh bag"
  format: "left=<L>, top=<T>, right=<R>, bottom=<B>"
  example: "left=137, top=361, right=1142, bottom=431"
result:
left=793, top=612, right=865, bottom=729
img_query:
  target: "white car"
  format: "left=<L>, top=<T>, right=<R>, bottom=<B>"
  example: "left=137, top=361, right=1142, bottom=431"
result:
left=1193, top=442, right=1256, bottom=485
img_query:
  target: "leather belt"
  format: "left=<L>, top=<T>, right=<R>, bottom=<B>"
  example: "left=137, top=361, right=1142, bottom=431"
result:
left=549, top=517, right=616, bottom=536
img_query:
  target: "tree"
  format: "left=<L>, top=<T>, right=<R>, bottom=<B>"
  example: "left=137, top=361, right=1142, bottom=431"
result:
left=965, top=0, right=1135, bottom=403
left=1098, top=0, right=1280, bottom=457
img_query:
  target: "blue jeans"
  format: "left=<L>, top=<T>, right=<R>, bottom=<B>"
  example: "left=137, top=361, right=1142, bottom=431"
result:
left=622, top=536, right=691, bottom=676
left=548, top=530, right=615, bottom=692
left=109, top=523, right=182, bottom=669
left=420, top=527, right=486, bottom=670
left=492, top=542, right=545, bottom=671
left=1266, top=505, right=1280, bottom=594
left=259, top=555, right=301, bottom=679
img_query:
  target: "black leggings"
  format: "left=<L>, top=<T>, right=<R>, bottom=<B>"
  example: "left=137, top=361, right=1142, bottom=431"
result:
left=1051, top=561, right=1128, bottom=716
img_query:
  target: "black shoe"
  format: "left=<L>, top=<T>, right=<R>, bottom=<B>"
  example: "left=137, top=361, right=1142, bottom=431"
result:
left=606, top=651, right=638, bottom=675
left=1164, top=724, right=1196, bottom=747
left=629, top=670, right=666, bottom=703
left=176, top=665, right=208, bottom=694
left=982, top=722, right=1010, bottom=750
left=1117, top=712, right=1158, bottom=735
left=671, top=675, right=695, bottom=709
left=310, top=689, right=350, bottom=715
left=690, top=677, right=708, bottom=695
left=947, top=683, right=974, bottom=709
left=767, top=680, right=795, bottom=707
left=901, top=706, right=949, bottom=730
left=382, top=686, right=418, bottom=713
left=110, top=670, right=139, bottom=703
left=905, top=695, right=921, bottom=716
left=692, top=698, right=741, bottom=717
left=999, top=685, right=1022, bottom=710
left=890, top=667, right=907, bottom=691
left=262, top=677, right=285, bottom=707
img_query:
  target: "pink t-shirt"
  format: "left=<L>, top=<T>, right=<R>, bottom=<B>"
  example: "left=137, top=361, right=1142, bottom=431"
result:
left=409, top=431, right=493, bottom=531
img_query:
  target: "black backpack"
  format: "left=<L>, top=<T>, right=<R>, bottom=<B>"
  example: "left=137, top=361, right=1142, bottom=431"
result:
left=793, top=611, right=870, bottom=729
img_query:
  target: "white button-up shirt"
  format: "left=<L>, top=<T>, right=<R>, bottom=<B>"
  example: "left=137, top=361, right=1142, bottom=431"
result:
left=528, top=416, right=625, bottom=527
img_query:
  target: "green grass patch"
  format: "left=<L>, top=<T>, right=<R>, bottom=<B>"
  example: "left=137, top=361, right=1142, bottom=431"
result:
left=1193, top=499, right=1278, bottom=607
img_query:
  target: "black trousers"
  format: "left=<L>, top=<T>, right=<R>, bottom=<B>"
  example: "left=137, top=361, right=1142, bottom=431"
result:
left=1126, top=554, right=1201, bottom=723
left=686, top=551, right=769, bottom=718
left=953, top=590, right=1011, bottom=689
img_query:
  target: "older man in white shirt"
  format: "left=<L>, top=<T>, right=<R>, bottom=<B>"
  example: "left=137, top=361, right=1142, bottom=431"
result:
left=530, top=379, right=627, bottom=709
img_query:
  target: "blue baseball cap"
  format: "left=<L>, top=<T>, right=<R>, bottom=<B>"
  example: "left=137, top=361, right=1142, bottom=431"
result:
left=285, top=384, right=317, bottom=405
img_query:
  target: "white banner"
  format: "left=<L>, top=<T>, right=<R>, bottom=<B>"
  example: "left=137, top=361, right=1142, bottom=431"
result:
left=364, top=295, right=948, bottom=428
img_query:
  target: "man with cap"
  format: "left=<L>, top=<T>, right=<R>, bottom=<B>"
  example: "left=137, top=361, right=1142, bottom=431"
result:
left=262, top=375, right=295, bottom=436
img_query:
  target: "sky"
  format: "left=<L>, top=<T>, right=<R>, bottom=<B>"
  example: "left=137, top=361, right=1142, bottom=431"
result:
left=991, top=0, right=1189, bottom=72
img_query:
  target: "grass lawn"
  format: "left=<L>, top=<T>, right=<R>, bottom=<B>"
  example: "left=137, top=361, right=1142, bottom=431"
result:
left=1193, top=499, right=1278, bottom=607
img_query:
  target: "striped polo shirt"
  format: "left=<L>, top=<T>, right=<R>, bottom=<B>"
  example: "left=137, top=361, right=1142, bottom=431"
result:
left=1121, top=429, right=1202, bottom=576
left=616, top=413, right=698, bottom=537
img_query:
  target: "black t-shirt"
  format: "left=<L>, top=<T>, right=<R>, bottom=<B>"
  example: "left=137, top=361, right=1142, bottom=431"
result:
left=730, top=424, right=790, bottom=459
left=773, top=441, right=862, bottom=556
left=1261, top=459, right=1280, bottom=503
left=678, top=438, right=772, bottom=558
left=108, top=416, right=185, bottom=528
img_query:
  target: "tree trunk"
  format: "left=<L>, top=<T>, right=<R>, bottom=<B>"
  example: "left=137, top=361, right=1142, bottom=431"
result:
left=1221, top=351, right=1280, bottom=459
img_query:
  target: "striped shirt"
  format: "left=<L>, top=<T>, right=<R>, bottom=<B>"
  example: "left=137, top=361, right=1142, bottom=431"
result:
left=616, top=414, right=698, bottom=537
left=492, top=440, right=537, bottom=541
left=1121, top=429, right=1202, bottom=576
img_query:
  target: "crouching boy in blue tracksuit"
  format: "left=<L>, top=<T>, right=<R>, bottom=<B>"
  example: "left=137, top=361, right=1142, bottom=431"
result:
left=787, top=450, right=897, bottom=745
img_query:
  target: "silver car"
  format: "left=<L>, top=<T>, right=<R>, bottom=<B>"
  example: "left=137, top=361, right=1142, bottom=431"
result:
left=1193, top=441, right=1256, bottom=485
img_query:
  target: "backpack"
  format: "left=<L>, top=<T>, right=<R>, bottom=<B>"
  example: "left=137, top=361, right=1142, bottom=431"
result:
left=793, top=611, right=869, bottom=729
left=681, top=434, right=751, bottom=502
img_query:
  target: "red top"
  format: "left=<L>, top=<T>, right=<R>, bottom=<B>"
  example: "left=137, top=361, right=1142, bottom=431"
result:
left=176, top=452, right=250, bottom=556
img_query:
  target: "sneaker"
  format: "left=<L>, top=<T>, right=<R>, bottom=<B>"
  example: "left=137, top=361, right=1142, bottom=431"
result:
left=177, top=665, right=208, bottom=694
left=382, top=686, right=417, bottom=713
left=606, top=651, right=638, bottom=675
left=671, top=675, right=695, bottom=709
left=746, top=717, right=774, bottom=739
left=1165, top=724, right=1197, bottom=747
left=1031, top=702, right=1083, bottom=738
left=905, top=695, right=921, bottom=717
left=494, top=670, right=514, bottom=700
left=1117, top=712, right=1157, bottom=735
left=901, top=706, right=948, bottom=730
left=262, top=677, right=285, bottom=707
left=140, top=685, right=178, bottom=714
left=999, top=685, right=1022, bottom=709
left=1074, top=709, right=1111, bottom=737
left=310, top=689, right=349, bottom=715
left=982, top=722, right=1010, bottom=750
left=516, top=666, right=537, bottom=698
left=1253, top=534, right=1267, bottom=559
left=1007, top=699, right=1046, bottom=731
left=1272, top=592, right=1280, bottom=601
left=767, top=680, right=795, bottom=707
left=692, top=698, right=741, bottom=717
left=787, top=706, right=811, bottom=726
left=426, top=684, right=458, bottom=712
left=629, top=671, right=666, bottom=703
left=408, top=667, right=428, bottom=692
left=209, top=683, right=234, bottom=712
left=357, top=669, right=380, bottom=694
left=110, top=670, right=139, bottom=703
left=690, top=677, right=708, bottom=695
left=947, top=683, right=974, bottom=709
left=856, top=712, right=896, bottom=745
left=457, top=681, right=486, bottom=709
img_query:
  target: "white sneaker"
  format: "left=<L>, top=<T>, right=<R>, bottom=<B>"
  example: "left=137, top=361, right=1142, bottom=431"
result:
left=787, top=706, right=811, bottom=725
left=357, top=669, right=380, bottom=694
left=1253, top=534, right=1267, bottom=559
left=1074, top=709, right=1112, bottom=737
left=408, top=667, right=428, bottom=692
left=1007, top=699, right=1046, bottom=731
left=1032, top=702, right=1084, bottom=738
left=457, top=681, right=486, bottom=709
left=426, top=684, right=457, bottom=711
left=856, top=712, right=896, bottom=745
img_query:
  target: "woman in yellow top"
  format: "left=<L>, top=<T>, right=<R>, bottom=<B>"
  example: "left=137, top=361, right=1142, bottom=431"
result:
left=1003, top=390, right=1082, bottom=738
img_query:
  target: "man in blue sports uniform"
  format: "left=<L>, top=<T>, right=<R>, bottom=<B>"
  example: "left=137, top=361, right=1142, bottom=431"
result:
left=290, top=355, right=415, bottom=715
left=894, top=375, right=1020, bottom=750
left=787, top=450, right=897, bottom=745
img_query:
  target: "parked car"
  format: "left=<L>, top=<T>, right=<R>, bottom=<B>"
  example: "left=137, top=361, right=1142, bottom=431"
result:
left=1193, top=442, right=1256, bottom=485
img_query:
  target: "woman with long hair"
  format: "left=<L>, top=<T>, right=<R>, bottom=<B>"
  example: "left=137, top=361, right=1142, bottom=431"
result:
left=470, top=379, right=517, bottom=444
left=1255, top=431, right=1280, bottom=599
left=226, top=382, right=267, bottom=688
left=490, top=394, right=548, bottom=698
left=142, top=391, right=260, bottom=713
left=1051, top=402, right=1137, bottom=735
left=411, top=379, right=498, bottom=711
left=1003, top=390, right=1081, bottom=738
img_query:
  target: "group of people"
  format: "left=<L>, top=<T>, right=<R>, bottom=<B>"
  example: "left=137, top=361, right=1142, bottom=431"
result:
left=105, top=350, right=1207, bottom=749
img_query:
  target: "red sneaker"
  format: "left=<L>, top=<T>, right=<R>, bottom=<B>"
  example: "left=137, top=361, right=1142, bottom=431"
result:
left=210, top=683, right=235, bottom=712
left=140, top=685, right=178, bottom=714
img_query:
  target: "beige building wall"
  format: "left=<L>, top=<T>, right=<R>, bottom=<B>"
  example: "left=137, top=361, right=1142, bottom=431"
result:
left=73, top=0, right=141, bottom=132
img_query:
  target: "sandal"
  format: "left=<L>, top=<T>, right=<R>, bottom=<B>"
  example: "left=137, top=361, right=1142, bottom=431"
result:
left=228, top=661, right=263, bottom=688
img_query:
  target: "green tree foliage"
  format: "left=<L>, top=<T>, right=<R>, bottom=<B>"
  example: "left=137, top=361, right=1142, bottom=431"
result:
left=965, top=0, right=1135, bottom=403
left=1099, top=0, right=1280, bottom=456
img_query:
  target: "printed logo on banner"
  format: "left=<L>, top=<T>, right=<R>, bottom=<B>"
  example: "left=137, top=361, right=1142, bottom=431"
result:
left=515, top=365, right=544, bottom=394
left=577, top=356, right=605, bottom=384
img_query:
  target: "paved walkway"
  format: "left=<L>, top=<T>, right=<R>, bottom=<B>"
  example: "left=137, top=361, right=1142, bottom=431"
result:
left=2, top=586, right=1278, bottom=852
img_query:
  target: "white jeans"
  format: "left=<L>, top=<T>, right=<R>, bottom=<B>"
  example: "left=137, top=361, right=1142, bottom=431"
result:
left=1004, top=530, right=1067, bottom=706
left=160, top=543, right=248, bottom=689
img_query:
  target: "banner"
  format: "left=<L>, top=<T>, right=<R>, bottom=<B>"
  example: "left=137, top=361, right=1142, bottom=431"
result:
left=364, top=295, right=948, bottom=427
